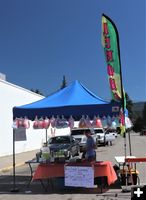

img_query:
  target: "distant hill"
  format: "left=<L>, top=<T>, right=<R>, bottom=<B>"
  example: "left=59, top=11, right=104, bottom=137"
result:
left=132, top=102, right=146, bottom=118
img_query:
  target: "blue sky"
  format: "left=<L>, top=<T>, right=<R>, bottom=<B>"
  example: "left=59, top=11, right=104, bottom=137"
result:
left=0, top=0, right=145, bottom=102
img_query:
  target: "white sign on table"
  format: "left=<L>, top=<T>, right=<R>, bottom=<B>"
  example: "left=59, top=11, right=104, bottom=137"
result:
left=64, top=166, right=94, bottom=188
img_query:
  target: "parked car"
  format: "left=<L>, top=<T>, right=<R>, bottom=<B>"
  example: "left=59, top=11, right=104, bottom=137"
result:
left=71, top=128, right=97, bottom=152
left=94, top=128, right=116, bottom=146
left=104, top=129, right=116, bottom=146
left=47, top=135, right=80, bottom=159
left=93, top=128, right=106, bottom=146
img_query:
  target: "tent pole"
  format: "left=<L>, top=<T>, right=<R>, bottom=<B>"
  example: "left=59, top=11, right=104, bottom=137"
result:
left=45, top=129, right=48, bottom=146
left=11, top=128, right=19, bottom=192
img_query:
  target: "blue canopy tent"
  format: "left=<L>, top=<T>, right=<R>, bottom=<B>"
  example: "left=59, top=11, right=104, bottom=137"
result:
left=13, top=80, right=120, bottom=120
left=12, top=80, right=121, bottom=191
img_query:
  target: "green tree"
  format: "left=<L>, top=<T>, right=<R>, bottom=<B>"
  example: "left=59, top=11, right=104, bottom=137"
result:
left=142, top=102, right=146, bottom=127
left=133, top=116, right=143, bottom=132
left=60, top=75, right=67, bottom=89
left=31, top=89, right=43, bottom=96
left=110, top=92, right=133, bottom=120
left=125, top=92, right=133, bottom=120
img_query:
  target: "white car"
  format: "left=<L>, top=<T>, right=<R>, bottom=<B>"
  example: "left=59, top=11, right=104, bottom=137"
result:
left=71, top=128, right=97, bottom=152
left=94, top=128, right=116, bottom=146
left=93, top=128, right=106, bottom=146
left=104, top=129, right=116, bottom=145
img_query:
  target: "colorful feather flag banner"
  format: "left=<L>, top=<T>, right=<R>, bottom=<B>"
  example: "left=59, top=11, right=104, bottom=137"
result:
left=102, top=14, right=122, bottom=101
left=101, top=14, right=127, bottom=136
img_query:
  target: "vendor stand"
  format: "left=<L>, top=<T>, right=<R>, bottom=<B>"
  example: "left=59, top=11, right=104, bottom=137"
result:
left=25, top=158, right=117, bottom=193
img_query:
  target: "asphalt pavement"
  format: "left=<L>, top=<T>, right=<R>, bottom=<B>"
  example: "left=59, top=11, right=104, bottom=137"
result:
left=0, top=132, right=146, bottom=200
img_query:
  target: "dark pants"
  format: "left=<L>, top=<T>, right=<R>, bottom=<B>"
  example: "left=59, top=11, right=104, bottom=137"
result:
left=82, top=151, right=96, bottom=161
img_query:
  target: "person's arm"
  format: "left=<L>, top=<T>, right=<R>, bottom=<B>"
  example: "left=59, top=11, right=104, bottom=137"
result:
left=92, top=139, right=96, bottom=149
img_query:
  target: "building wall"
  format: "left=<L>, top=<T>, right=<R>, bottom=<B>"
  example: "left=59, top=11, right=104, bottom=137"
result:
left=0, top=79, right=47, bottom=157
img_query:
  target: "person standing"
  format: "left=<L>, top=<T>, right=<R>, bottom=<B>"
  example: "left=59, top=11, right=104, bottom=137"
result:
left=84, top=129, right=96, bottom=161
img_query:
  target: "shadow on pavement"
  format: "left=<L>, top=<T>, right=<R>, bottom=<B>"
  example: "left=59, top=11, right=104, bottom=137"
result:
left=0, top=175, right=122, bottom=195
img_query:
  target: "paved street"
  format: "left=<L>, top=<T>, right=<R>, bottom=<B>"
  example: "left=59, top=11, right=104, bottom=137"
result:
left=0, top=132, right=146, bottom=200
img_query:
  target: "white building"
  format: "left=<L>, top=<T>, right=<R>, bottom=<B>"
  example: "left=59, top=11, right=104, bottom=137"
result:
left=0, top=75, right=47, bottom=157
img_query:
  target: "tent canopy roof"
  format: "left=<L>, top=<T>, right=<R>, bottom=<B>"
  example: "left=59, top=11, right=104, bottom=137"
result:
left=19, top=80, right=109, bottom=108
left=13, top=80, right=120, bottom=120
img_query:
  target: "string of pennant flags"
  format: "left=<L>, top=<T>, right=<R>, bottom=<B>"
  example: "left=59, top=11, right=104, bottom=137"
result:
left=13, top=114, right=132, bottom=130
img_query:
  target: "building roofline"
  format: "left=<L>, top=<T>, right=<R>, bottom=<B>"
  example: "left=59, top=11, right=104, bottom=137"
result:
left=0, top=79, right=44, bottom=98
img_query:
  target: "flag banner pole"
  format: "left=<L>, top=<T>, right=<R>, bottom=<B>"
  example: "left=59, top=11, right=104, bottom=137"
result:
left=102, top=14, right=130, bottom=192
left=102, top=13, right=126, bottom=154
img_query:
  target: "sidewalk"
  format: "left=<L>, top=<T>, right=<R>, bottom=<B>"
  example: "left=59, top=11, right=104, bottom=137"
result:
left=0, top=149, right=38, bottom=173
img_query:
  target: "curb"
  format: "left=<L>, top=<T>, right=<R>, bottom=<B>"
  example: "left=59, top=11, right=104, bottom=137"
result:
left=0, top=162, right=25, bottom=173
